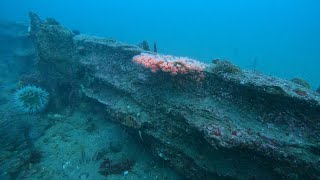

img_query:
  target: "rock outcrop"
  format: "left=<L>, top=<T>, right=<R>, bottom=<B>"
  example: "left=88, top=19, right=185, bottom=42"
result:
left=29, top=13, right=320, bottom=179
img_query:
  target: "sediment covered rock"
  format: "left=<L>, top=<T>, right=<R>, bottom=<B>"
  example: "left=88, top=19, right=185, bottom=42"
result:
left=29, top=13, right=320, bottom=179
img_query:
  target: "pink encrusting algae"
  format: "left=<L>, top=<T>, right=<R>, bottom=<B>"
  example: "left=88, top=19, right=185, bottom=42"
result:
left=133, top=53, right=207, bottom=81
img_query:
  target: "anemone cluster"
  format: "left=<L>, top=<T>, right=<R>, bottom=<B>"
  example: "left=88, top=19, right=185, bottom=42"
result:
left=133, top=53, right=207, bottom=80
left=13, top=85, right=49, bottom=113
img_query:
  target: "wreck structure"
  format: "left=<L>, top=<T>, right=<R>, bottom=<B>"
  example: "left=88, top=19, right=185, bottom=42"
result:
left=28, top=13, right=320, bottom=179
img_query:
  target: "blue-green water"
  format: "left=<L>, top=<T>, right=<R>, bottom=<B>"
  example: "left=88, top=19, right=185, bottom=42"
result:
left=1, top=0, right=319, bottom=88
left=0, top=1, right=320, bottom=179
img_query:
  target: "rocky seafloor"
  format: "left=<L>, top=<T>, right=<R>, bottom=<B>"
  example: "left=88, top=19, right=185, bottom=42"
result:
left=1, top=13, right=320, bottom=179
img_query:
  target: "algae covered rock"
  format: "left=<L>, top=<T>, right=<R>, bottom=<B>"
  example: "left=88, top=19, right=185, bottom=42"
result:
left=291, top=77, right=311, bottom=89
left=211, top=59, right=242, bottom=74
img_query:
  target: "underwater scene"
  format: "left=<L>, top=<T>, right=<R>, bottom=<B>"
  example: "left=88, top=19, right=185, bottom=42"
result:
left=0, top=0, right=320, bottom=179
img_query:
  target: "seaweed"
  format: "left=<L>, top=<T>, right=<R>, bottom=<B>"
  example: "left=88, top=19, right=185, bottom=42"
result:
left=138, top=40, right=150, bottom=51
left=154, top=42, right=157, bottom=53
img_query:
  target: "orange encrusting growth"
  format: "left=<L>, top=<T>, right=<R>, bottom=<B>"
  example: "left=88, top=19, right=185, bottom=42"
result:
left=133, top=53, right=207, bottom=79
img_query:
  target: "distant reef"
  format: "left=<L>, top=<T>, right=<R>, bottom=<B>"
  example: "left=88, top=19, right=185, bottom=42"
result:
left=28, top=12, right=320, bottom=179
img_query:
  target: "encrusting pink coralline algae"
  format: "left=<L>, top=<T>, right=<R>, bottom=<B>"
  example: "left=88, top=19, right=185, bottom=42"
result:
left=133, top=53, right=207, bottom=81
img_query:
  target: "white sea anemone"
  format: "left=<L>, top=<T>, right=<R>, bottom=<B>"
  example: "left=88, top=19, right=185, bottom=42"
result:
left=13, top=85, right=49, bottom=113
